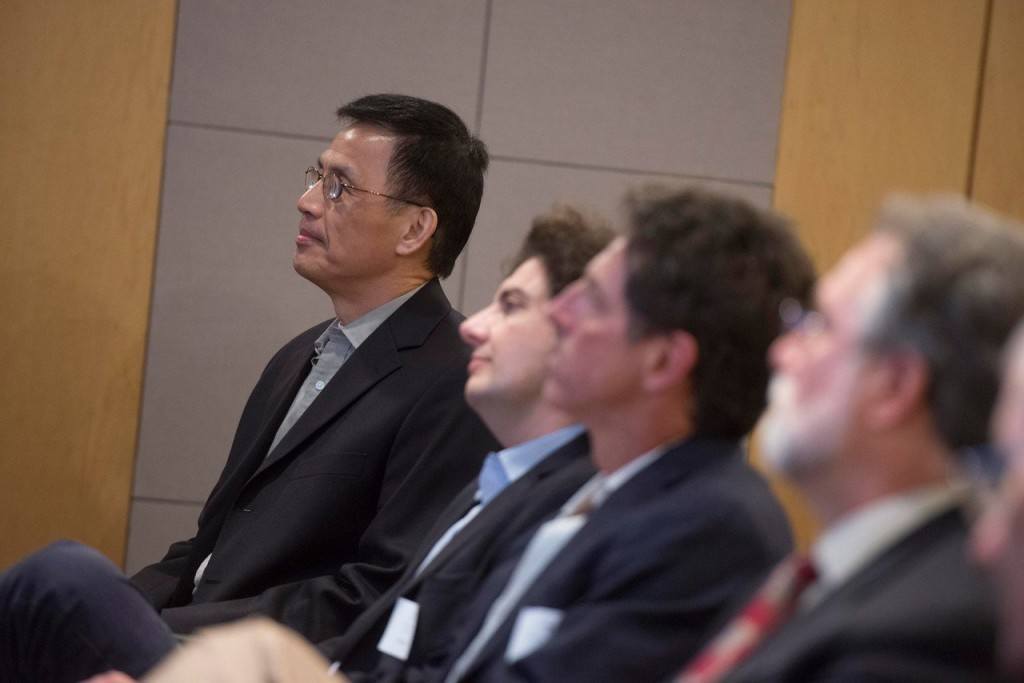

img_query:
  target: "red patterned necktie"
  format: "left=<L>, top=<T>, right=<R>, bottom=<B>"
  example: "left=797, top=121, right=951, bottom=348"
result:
left=676, top=553, right=817, bottom=683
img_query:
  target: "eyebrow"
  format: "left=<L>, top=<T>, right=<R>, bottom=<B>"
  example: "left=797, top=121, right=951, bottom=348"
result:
left=498, top=287, right=528, bottom=305
left=316, top=157, right=354, bottom=182
left=582, top=275, right=607, bottom=308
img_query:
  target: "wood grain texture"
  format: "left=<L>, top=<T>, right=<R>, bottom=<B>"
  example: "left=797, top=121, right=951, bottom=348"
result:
left=972, top=0, right=1024, bottom=221
left=774, top=0, right=988, bottom=271
left=0, top=0, right=175, bottom=569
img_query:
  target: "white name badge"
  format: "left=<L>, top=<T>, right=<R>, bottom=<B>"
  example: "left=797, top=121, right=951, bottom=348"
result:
left=377, top=597, right=420, bottom=661
left=505, top=606, right=564, bottom=663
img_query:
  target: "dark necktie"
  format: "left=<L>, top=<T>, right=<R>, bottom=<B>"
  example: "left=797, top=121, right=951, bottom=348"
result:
left=676, top=553, right=817, bottom=683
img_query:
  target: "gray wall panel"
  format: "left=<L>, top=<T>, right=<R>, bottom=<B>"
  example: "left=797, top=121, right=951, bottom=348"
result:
left=481, top=0, right=791, bottom=183
left=170, top=0, right=486, bottom=136
left=125, top=500, right=205, bottom=575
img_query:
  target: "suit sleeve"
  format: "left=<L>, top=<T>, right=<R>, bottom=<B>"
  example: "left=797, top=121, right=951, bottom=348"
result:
left=161, top=366, right=495, bottom=640
left=130, top=538, right=197, bottom=610
left=130, top=339, right=304, bottom=611
left=481, top=507, right=780, bottom=683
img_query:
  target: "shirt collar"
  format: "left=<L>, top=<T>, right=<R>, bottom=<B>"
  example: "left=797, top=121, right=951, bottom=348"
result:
left=313, top=284, right=424, bottom=354
left=810, top=482, right=969, bottom=594
left=562, top=441, right=668, bottom=514
left=477, top=425, right=585, bottom=505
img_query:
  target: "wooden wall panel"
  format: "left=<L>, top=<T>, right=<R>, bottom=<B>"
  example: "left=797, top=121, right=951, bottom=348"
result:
left=774, top=0, right=988, bottom=271
left=766, top=0, right=990, bottom=548
left=0, top=1, right=175, bottom=568
left=972, top=0, right=1024, bottom=222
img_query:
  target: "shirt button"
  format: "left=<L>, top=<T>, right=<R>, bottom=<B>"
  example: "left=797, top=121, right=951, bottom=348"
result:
left=314, top=380, right=326, bottom=391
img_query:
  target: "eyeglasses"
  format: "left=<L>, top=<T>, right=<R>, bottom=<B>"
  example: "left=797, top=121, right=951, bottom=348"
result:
left=304, top=167, right=426, bottom=207
left=778, top=297, right=827, bottom=336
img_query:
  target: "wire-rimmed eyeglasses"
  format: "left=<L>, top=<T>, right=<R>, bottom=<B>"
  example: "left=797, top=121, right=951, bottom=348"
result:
left=778, top=297, right=827, bottom=337
left=304, top=167, right=427, bottom=207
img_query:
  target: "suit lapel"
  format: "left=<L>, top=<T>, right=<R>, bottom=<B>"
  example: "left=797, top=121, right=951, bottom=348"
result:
left=409, top=433, right=591, bottom=591
left=590, top=437, right=742, bottom=520
left=801, top=506, right=964, bottom=615
left=465, top=437, right=741, bottom=675
left=254, top=330, right=401, bottom=476
left=252, top=279, right=452, bottom=480
left=402, top=483, right=481, bottom=582
left=729, top=506, right=967, bottom=680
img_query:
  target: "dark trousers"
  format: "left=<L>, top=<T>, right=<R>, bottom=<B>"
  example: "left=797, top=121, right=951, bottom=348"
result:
left=0, top=540, right=177, bottom=682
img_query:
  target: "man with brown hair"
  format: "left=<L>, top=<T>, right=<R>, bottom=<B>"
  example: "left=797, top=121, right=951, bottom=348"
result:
left=683, top=197, right=1024, bottom=683
left=434, top=186, right=813, bottom=682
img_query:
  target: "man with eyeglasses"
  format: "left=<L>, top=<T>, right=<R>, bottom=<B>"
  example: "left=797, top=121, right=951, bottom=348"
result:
left=676, top=197, right=1024, bottom=683
left=0, top=94, right=498, bottom=682
left=0, top=204, right=611, bottom=683
left=67, top=186, right=817, bottom=683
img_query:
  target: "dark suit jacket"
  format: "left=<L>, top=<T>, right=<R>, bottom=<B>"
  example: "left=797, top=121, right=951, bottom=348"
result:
left=721, top=505, right=1005, bottom=683
left=327, top=433, right=595, bottom=678
left=438, top=437, right=793, bottom=683
left=131, top=280, right=498, bottom=633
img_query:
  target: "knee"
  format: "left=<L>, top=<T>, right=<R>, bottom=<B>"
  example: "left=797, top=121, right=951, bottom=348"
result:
left=0, top=540, right=120, bottom=602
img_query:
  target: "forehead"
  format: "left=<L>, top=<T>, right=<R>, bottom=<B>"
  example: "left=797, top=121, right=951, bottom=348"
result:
left=587, top=237, right=628, bottom=292
left=818, top=233, right=901, bottom=322
left=321, top=123, right=398, bottom=179
left=500, top=257, right=551, bottom=301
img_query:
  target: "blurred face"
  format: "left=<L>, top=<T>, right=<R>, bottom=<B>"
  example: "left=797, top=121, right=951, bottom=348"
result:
left=294, top=124, right=412, bottom=295
left=545, top=238, right=646, bottom=422
left=460, top=258, right=555, bottom=417
left=759, top=235, right=899, bottom=476
left=973, top=337, right=1024, bottom=675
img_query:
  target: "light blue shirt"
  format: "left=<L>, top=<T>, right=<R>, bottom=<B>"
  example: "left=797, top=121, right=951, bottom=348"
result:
left=415, top=424, right=585, bottom=577
left=443, top=441, right=670, bottom=682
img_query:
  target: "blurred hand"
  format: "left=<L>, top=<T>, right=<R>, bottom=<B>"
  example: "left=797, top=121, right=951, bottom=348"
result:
left=81, top=672, right=137, bottom=683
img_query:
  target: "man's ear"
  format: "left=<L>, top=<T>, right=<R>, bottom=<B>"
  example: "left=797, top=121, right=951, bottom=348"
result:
left=863, top=350, right=929, bottom=429
left=643, top=330, right=699, bottom=394
left=396, top=207, right=438, bottom=257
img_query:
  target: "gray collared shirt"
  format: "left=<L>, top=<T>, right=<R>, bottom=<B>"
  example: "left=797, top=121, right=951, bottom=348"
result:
left=267, top=285, right=423, bottom=455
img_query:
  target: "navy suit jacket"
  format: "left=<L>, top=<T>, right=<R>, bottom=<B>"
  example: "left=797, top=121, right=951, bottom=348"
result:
left=439, top=437, right=793, bottom=683
left=131, top=279, right=498, bottom=633
left=721, top=505, right=1005, bottom=683
left=331, top=433, right=595, bottom=679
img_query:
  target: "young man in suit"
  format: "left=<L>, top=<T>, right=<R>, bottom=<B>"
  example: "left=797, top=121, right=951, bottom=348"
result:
left=0, top=94, right=498, bottom=682
left=432, top=186, right=815, bottom=683
left=680, top=197, right=1024, bottom=683
left=0, top=207, right=612, bottom=683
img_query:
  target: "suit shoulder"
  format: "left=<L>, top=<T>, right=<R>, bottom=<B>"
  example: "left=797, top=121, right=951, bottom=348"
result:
left=667, top=455, right=793, bottom=557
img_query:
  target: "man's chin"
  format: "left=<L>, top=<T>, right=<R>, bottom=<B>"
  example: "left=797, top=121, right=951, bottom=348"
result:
left=292, top=256, right=325, bottom=286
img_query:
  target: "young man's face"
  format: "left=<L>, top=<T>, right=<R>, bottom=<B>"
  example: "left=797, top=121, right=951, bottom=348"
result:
left=293, top=123, right=417, bottom=299
left=544, top=238, right=647, bottom=422
left=460, top=257, right=556, bottom=417
left=759, top=234, right=899, bottom=476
